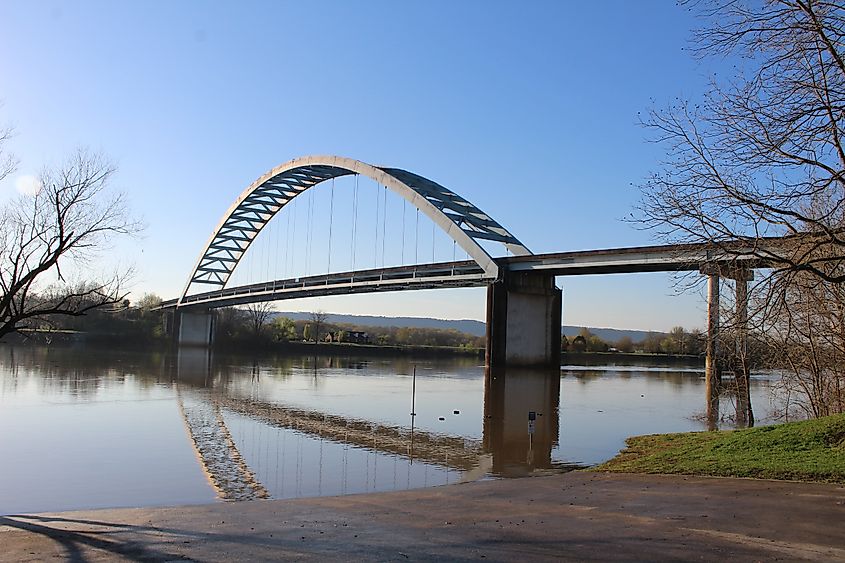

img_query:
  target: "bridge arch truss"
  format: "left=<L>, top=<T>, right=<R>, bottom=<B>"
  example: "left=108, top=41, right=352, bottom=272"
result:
left=180, top=156, right=530, bottom=303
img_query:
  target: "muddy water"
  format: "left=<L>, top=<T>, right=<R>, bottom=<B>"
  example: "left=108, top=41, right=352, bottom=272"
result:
left=0, top=345, right=777, bottom=514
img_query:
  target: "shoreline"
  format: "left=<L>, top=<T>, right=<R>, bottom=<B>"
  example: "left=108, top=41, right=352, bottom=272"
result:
left=2, top=472, right=843, bottom=561
left=2, top=337, right=706, bottom=364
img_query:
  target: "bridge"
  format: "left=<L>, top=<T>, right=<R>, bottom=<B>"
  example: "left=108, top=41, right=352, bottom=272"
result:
left=164, top=155, right=786, bottom=413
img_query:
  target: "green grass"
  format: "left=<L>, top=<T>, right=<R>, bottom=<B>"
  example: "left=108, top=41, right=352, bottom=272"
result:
left=596, top=413, right=845, bottom=483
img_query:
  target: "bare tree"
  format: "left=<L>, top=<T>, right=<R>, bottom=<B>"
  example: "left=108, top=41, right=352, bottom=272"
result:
left=309, top=310, right=329, bottom=343
left=636, top=1, right=845, bottom=279
left=636, top=1, right=845, bottom=419
left=243, top=302, right=275, bottom=338
left=755, top=247, right=845, bottom=418
left=0, top=149, right=140, bottom=339
left=0, top=123, right=15, bottom=184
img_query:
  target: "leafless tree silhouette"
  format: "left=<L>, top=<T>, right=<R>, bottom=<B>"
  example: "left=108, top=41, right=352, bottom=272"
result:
left=0, top=147, right=140, bottom=338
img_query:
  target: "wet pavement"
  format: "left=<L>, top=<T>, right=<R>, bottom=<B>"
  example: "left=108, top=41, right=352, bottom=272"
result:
left=1, top=471, right=844, bottom=562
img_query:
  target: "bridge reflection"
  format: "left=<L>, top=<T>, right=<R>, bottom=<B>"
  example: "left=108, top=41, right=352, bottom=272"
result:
left=173, top=349, right=567, bottom=501
left=484, top=367, right=561, bottom=477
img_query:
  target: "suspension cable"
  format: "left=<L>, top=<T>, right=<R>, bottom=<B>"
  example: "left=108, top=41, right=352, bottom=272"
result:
left=401, top=199, right=406, bottom=264
left=327, top=178, right=335, bottom=273
left=262, top=216, right=270, bottom=281
left=415, top=208, right=419, bottom=264
left=306, top=189, right=315, bottom=276
left=283, top=197, right=292, bottom=278
left=352, top=175, right=359, bottom=271
left=274, top=204, right=281, bottom=280
left=289, top=196, right=298, bottom=277
left=374, top=179, right=380, bottom=268
left=381, top=185, right=387, bottom=268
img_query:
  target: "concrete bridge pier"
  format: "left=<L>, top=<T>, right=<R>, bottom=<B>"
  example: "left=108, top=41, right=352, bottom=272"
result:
left=486, top=272, right=562, bottom=368
left=701, top=265, right=754, bottom=429
left=173, top=309, right=215, bottom=347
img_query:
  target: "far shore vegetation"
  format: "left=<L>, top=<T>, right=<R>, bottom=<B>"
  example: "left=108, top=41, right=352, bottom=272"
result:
left=5, top=294, right=713, bottom=362
left=596, top=414, right=845, bottom=483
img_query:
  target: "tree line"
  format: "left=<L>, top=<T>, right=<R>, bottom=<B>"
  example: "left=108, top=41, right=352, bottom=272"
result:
left=214, top=304, right=485, bottom=350
left=562, top=327, right=707, bottom=356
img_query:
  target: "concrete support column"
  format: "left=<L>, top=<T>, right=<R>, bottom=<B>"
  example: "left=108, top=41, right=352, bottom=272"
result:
left=734, top=268, right=754, bottom=427
left=486, top=272, right=561, bottom=368
left=174, top=309, right=215, bottom=347
left=704, top=272, right=721, bottom=428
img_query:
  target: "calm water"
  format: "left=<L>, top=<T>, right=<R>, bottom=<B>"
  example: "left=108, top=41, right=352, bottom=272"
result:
left=0, top=345, right=777, bottom=514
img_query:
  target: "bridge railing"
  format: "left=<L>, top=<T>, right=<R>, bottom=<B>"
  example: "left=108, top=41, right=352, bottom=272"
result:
left=161, top=259, right=488, bottom=309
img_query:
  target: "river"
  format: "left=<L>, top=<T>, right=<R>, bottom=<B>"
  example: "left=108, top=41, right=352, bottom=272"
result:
left=0, top=345, right=778, bottom=514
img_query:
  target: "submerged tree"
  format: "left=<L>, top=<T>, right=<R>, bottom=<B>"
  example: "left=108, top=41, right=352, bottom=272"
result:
left=0, top=147, right=140, bottom=339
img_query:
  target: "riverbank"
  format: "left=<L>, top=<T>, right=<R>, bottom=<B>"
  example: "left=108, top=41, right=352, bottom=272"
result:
left=562, top=350, right=703, bottom=365
left=2, top=472, right=843, bottom=562
left=218, top=339, right=485, bottom=359
left=598, top=413, right=845, bottom=482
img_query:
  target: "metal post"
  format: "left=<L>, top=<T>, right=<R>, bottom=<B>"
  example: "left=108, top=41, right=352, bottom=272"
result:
left=410, top=366, right=417, bottom=417
left=705, top=273, right=720, bottom=429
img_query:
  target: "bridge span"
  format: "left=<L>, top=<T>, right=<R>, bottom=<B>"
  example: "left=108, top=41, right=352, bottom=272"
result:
left=162, top=240, right=771, bottom=311
left=165, top=155, right=784, bottom=418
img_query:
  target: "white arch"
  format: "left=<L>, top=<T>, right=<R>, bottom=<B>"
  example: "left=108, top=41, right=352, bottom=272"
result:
left=180, top=155, right=530, bottom=302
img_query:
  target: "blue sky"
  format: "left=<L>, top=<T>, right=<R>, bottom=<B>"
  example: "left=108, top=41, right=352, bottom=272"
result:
left=0, top=1, right=719, bottom=331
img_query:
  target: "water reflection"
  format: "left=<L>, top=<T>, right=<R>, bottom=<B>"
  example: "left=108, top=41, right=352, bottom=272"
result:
left=169, top=353, right=572, bottom=500
left=173, top=349, right=487, bottom=501
left=483, top=367, right=562, bottom=476
left=0, top=345, right=777, bottom=514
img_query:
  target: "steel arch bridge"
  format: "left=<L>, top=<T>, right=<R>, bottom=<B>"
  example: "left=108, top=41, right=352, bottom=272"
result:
left=165, top=154, right=779, bottom=368
left=179, top=155, right=531, bottom=306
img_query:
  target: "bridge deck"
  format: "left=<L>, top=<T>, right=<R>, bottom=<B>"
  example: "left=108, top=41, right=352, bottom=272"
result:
left=162, top=260, right=488, bottom=309
left=500, top=240, right=769, bottom=276
left=163, top=241, right=777, bottom=310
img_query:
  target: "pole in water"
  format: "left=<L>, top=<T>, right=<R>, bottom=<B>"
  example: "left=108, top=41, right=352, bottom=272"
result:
left=410, top=365, right=416, bottom=417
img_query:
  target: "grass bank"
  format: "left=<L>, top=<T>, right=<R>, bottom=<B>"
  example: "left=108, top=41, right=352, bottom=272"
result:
left=596, top=413, right=845, bottom=483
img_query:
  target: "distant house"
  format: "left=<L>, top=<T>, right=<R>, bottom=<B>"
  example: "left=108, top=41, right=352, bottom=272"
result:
left=325, top=330, right=370, bottom=344
left=345, top=330, right=370, bottom=344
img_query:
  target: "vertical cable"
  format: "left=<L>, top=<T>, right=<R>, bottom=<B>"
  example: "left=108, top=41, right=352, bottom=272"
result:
left=414, top=208, right=419, bottom=263
left=263, top=224, right=269, bottom=280
left=274, top=202, right=282, bottom=280
left=306, top=189, right=315, bottom=276
left=284, top=196, right=292, bottom=278
left=290, top=196, right=298, bottom=277
left=381, top=186, right=387, bottom=268
left=374, top=180, right=380, bottom=268
left=401, top=200, right=406, bottom=264
left=327, top=178, right=335, bottom=273
left=351, top=175, right=359, bottom=271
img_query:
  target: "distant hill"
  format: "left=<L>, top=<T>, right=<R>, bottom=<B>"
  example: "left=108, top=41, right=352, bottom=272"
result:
left=274, top=312, right=659, bottom=343
left=560, top=326, right=658, bottom=344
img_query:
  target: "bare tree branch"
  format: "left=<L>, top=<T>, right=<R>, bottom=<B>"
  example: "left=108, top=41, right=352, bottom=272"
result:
left=243, top=302, right=274, bottom=338
left=0, top=147, right=141, bottom=339
left=636, top=1, right=845, bottom=418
